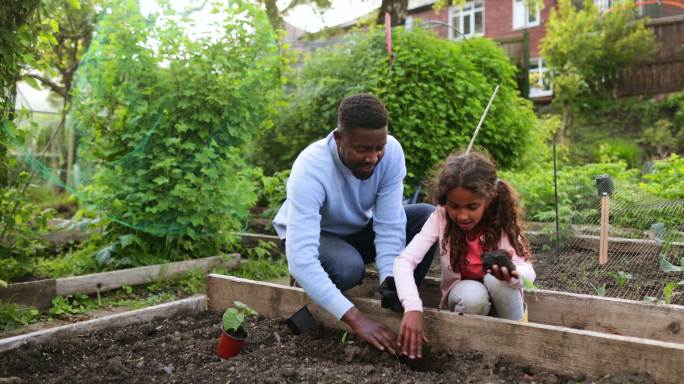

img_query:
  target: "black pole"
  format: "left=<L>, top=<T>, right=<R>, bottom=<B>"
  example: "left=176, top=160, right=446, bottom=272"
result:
left=553, top=137, right=560, bottom=256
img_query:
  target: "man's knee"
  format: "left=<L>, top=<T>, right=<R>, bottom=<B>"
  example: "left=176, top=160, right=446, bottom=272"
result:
left=329, top=259, right=365, bottom=291
left=406, top=203, right=435, bottom=223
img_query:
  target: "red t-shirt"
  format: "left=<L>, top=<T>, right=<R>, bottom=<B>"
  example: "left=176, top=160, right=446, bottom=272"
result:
left=460, top=235, right=485, bottom=281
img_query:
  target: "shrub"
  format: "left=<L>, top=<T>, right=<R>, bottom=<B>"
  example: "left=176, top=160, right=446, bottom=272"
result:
left=70, top=1, right=281, bottom=263
left=260, top=27, right=536, bottom=191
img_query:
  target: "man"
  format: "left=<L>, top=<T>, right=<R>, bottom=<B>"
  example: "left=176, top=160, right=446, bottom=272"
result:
left=273, top=93, right=436, bottom=353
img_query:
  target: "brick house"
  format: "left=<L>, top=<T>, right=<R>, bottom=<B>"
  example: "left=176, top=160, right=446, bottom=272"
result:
left=405, top=0, right=684, bottom=100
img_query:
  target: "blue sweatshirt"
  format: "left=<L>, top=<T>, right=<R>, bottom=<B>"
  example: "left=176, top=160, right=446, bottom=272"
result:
left=273, top=130, right=407, bottom=320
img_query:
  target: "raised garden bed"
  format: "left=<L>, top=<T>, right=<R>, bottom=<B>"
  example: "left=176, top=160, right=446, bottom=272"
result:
left=0, top=308, right=658, bottom=384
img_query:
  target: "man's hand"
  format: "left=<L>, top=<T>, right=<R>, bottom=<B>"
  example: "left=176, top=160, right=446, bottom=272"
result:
left=341, top=307, right=400, bottom=354
left=377, top=276, right=403, bottom=313
left=398, top=310, right=427, bottom=359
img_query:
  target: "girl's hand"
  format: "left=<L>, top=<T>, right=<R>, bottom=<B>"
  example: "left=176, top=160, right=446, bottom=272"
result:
left=489, top=264, right=520, bottom=282
left=398, top=310, right=428, bottom=359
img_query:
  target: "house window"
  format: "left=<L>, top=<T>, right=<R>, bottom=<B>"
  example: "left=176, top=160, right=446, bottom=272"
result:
left=529, top=58, right=553, bottom=98
left=513, top=0, right=540, bottom=29
left=449, top=0, right=484, bottom=40
left=594, top=0, right=613, bottom=14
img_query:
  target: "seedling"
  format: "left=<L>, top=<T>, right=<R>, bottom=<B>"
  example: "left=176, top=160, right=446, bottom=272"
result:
left=222, top=301, right=257, bottom=337
left=614, top=271, right=632, bottom=288
left=590, top=283, right=607, bottom=297
left=663, top=282, right=678, bottom=305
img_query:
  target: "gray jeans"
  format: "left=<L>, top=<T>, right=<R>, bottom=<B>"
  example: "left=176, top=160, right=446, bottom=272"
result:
left=447, top=275, right=525, bottom=320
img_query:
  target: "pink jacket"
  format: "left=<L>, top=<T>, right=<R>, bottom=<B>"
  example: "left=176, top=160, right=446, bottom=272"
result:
left=393, top=206, right=536, bottom=312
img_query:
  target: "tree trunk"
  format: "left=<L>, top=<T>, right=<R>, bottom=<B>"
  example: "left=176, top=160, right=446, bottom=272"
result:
left=262, top=0, right=283, bottom=31
left=558, top=103, right=572, bottom=145
left=376, top=0, right=409, bottom=26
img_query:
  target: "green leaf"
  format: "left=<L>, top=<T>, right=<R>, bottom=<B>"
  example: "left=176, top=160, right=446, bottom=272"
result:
left=153, top=176, right=169, bottom=185
left=23, top=77, right=41, bottom=90
left=68, top=0, right=81, bottom=10
left=660, top=253, right=684, bottom=273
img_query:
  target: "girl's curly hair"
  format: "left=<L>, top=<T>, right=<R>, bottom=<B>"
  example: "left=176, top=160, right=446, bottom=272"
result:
left=428, top=151, right=531, bottom=273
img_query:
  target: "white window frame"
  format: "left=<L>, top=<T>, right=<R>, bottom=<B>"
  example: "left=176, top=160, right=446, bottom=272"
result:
left=513, top=0, right=541, bottom=30
left=529, top=57, right=553, bottom=98
left=594, top=0, right=613, bottom=14
left=448, top=0, right=485, bottom=40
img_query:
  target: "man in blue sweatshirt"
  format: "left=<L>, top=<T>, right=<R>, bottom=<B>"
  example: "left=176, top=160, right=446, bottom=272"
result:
left=273, top=93, right=435, bottom=353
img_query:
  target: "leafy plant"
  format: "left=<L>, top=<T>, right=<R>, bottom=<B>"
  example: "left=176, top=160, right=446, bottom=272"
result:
left=591, top=283, right=607, bottom=297
left=260, top=27, right=536, bottom=192
left=49, top=293, right=97, bottom=317
left=0, top=300, right=39, bottom=331
left=222, top=301, right=257, bottom=336
left=613, top=271, right=632, bottom=288
left=70, top=0, right=282, bottom=263
left=663, top=282, right=678, bottom=305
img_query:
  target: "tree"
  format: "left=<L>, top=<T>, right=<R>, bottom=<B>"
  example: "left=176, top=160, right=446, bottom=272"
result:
left=376, top=0, right=408, bottom=26
left=258, top=0, right=332, bottom=30
left=541, top=0, right=656, bottom=143
left=22, top=0, right=102, bottom=189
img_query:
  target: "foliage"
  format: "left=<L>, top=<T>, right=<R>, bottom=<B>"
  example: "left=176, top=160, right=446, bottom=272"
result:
left=0, top=171, right=55, bottom=283
left=261, top=27, right=536, bottom=191
left=222, top=301, right=257, bottom=334
left=230, top=255, right=289, bottom=281
left=255, top=169, right=290, bottom=220
left=541, top=0, right=657, bottom=142
left=639, top=155, right=684, bottom=199
left=502, top=154, right=684, bottom=231
left=70, top=0, right=281, bottom=264
left=49, top=293, right=97, bottom=316
left=0, top=300, right=39, bottom=332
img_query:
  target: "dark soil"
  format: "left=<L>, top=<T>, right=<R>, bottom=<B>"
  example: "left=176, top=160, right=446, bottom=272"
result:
left=0, top=311, right=655, bottom=384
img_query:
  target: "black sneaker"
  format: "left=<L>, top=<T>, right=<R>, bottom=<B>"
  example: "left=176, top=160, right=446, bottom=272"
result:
left=377, top=276, right=403, bottom=313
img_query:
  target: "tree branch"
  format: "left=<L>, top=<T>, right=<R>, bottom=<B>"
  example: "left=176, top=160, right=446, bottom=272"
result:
left=23, top=73, right=66, bottom=97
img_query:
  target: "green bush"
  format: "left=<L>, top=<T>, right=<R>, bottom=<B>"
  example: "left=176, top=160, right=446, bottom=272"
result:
left=260, top=27, right=536, bottom=190
left=502, top=157, right=684, bottom=231
left=71, top=1, right=281, bottom=263
left=640, top=154, right=684, bottom=200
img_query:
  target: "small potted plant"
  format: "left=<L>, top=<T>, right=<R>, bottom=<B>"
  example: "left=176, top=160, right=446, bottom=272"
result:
left=216, top=301, right=257, bottom=359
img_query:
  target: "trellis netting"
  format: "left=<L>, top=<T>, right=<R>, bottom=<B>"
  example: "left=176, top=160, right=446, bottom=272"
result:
left=4, top=0, right=281, bottom=260
left=526, top=173, right=684, bottom=305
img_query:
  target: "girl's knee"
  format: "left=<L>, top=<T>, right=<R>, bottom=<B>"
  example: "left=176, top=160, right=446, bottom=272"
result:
left=447, top=280, right=491, bottom=315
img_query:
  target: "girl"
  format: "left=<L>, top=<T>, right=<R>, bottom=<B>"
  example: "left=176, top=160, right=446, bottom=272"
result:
left=393, top=151, right=535, bottom=359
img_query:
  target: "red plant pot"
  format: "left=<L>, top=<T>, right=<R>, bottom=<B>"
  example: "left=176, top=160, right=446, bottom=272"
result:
left=216, top=329, right=246, bottom=359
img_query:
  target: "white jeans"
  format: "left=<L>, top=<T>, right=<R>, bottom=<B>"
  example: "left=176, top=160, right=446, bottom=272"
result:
left=446, top=274, right=524, bottom=320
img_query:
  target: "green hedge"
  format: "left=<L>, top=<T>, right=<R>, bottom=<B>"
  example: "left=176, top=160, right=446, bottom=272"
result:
left=260, top=28, right=536, bottom=190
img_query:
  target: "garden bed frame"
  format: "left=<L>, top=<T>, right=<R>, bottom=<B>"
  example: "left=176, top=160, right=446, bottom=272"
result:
left=207, top=274, right=684, bottom=384
left=0, top=295, right=206, bottom=353
left=0, top=254, right=239, bottom=310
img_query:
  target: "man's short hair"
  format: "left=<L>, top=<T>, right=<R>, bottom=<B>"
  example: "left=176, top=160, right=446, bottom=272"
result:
left=337, top=93, right=388, bottom=134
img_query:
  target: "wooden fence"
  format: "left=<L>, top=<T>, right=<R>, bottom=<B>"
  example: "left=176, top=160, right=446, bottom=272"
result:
left=618, top=15, right=684, bottom=97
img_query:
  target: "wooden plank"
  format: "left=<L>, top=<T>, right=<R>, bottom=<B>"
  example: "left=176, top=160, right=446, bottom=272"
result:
left=525, top=289, right=684, bottom=343
left=354, top=272, right=684, bottom=344
left=57, top=254, right=239, bottom=296
left=207, top=275, right=684, bottom=384
left=0, top=295, right=207, bottom=353
left=0, top=279, right=56, bottom=310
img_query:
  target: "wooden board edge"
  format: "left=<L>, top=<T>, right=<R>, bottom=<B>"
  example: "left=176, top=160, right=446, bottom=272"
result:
left=56, top=254, right=239, bottom=296
left=0, top=295, right=207, bottom=353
